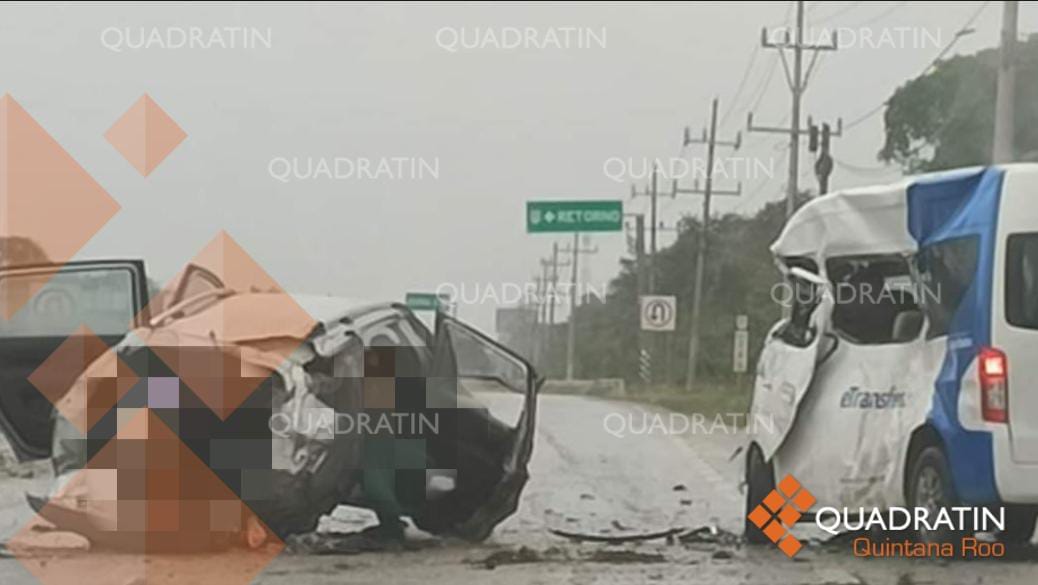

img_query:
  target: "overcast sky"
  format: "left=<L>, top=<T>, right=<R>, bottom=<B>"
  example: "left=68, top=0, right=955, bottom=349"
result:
left=1, top=1, right=1032, bottom=333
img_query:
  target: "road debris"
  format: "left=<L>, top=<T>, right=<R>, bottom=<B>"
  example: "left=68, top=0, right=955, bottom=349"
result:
left=285, top=529, right=423, bottom=555
left=475, top=546, right=568, bottom=569
left=678, top=524, right=741, bottom=547
left=586, top=550, right=666, bottom=564
left=549, top=527, right=685, bottom=543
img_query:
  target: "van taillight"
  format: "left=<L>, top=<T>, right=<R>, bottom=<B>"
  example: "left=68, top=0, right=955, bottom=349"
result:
left=979, top=346, right=1009, bottom=423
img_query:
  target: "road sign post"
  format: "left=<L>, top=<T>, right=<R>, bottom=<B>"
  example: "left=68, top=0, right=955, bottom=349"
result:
left=733, top=314, right=749, bottom=376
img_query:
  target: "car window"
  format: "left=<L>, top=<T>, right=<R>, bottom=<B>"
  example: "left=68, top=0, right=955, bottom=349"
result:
left=915, top=236, right=979, bottom=339
left=0, top=267, right=136, bottom=338
left=172, top=264, right=226, bottom=305
left=440, top=319, right=529, bottom=427
left=361, top=315, right=430, bottom=377
left=826, top=255, right=922, bottom=344
left=1006, top=232, right=1038, bottom=330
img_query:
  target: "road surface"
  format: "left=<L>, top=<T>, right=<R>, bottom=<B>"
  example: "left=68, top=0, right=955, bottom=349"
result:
left=1, top=394, right=1037, bottom=584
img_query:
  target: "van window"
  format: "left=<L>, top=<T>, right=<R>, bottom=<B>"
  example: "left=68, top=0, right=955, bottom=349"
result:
left=826, top=255, right=922, bottom=344
left=915, top=236, right=979, bottom=338
left=1006, top=233, right=1038, bottom=329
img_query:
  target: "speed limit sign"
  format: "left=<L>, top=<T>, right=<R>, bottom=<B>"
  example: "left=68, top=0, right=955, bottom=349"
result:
left=640, top=295, right=676, bottom=332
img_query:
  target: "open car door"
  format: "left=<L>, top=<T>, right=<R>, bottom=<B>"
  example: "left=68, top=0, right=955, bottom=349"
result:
left=0, top=260, right=148, bottom=461
left=415, top=312, right=540, bottom=541
left=750, top=266, right=833, bottom=460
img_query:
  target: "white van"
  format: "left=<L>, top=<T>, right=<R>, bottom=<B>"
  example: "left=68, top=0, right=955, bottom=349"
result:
left=746, top=164, right=1038, bottom=544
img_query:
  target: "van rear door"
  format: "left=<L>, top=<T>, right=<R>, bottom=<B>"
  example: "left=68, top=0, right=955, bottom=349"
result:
left=0, top=260, right=148, bottom=460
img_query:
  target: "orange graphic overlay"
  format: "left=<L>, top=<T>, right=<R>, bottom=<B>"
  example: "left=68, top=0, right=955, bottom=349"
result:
left=141, top=231, right=316, bottom=419
left=8, top=409, right=283, bottom=585
left=105, top=94, right=187, bottom=177
left=747, top=474, right=816, bottom=558
left=28, top=325, right=139, bottom=433
left=0, top=94, right=120, bottom=319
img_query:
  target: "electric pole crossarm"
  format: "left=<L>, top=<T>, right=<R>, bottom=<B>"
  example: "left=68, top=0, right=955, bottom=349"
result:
left=673, top=183, right=742, bottom=197
left=746, top=112, right=800, bottom=134
left=760, top=27, right=839, bottom=51
left=685, top=127, right=741, bottom=149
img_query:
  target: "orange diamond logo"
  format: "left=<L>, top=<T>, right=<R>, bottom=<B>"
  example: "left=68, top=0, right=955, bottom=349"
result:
left=7, top=409, right=284, bottom=584
left=105, top=94, right=186, bottom=177
left=28, top=325, right=139, bottom=434
left=141, top=231, right=316, bottom=419
left=748, top=474, right=814, bottom=558
left=0, top=94, right=120, bottom=319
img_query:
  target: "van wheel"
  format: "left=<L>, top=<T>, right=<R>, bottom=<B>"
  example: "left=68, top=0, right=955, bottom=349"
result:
left=745, top=444, right=775, bottom=544
left=999, top=506, right=1038, bottom=544
left=907, top=445, right=964, bottom=544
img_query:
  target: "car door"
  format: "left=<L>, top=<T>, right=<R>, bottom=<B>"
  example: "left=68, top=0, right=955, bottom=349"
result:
left=414, top=311, right=540, bottom=541
left=0, top=260, right=148, bottom=460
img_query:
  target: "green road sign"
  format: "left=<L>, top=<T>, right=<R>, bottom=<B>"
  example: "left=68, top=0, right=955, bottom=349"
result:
left=526, top=200, right=623, bottom=233
left=405, top=292, right=440, bottom=311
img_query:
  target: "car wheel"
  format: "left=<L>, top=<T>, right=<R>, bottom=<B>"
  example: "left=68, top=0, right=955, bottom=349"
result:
left=999, top=506, right=1038, bottom=545
left=907, top=445, right=964, bottom=544
left=745, top=444, right=775, bottom=544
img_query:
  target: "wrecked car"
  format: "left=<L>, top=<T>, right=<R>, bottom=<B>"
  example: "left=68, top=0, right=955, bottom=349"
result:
left=746, top=164, right=1038, bottom=544
left=0, top=259, right=539, bottom=551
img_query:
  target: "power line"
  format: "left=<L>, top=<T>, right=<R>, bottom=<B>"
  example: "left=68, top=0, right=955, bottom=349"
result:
left=809, top=1, right=866, bottom=25
left=719, top=2, right=795, bottom=128
left=851, top=1, right=910, bottom=28
left=833, top=156, right=899, bottom=176
left=843, top=1, right=992, bottom=132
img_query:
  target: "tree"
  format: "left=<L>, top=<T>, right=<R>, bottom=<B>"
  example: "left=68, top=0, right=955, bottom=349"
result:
left=879, top=34, right=1038, bottom=173
left=0, top=236, right=49, bottom=267
left=552, top=195, right=804, bottom=386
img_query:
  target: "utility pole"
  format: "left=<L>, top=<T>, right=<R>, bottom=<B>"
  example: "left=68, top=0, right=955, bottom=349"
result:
left=624, top=213, right=648, bottom=293
left=994, top=0, right=1019, bottom=163
left=527, top=273, right=542, bottom=363
left=750, top=0, right=839, bottom=218
left=561, top=235, right=597, bottom=380
left=674, top=98, right=741, bottom=392
left=542, top=242, right=570, bottom=374
left=531, top=260, right=552, bottom=365
left=631, top=164, right=662, bottom=293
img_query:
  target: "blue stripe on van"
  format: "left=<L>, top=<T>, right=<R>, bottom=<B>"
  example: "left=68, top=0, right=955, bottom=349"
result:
left=907, top=167, right=1004, bottom=504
